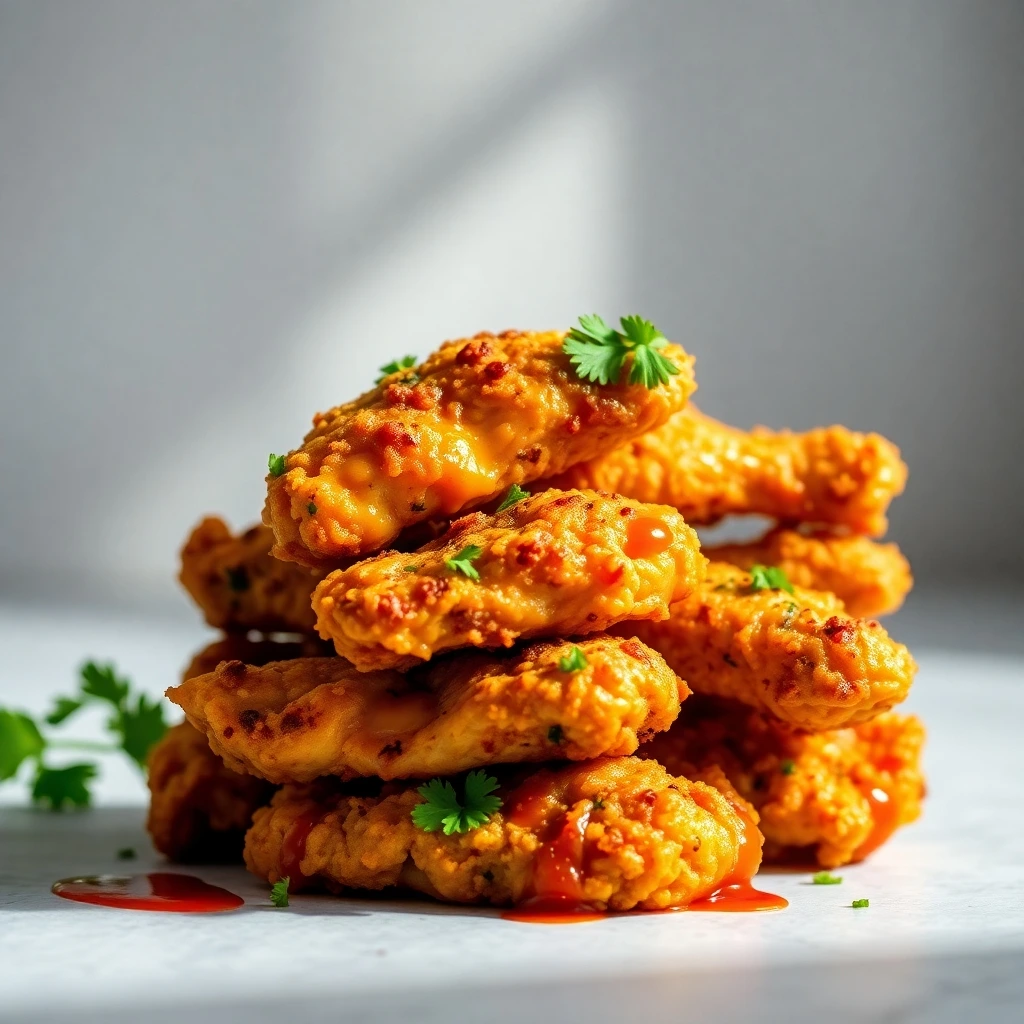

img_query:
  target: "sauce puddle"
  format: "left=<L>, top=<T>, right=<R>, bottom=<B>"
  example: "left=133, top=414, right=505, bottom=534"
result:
left=52, top=873, right=244, bottom=913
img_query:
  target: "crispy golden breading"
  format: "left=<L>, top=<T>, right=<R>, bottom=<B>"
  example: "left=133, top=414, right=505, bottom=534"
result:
left=641, top=697, right=926, bottom=867
left=244, top=756, right=759, bottom=911
left=263, top=330, right=696, bottom=568
left=313, top=489, right=706, bottom=671
left=146, top=722, right=273, bottom=863
left=620, top=562, right=916, bottom=730
left=705, top=528, right=913, bottom=618
left=168, top=635, right=687, bottom=784
left=181, top=634, right=332, bottom=682
left=179, top=517, right=322, bottom=633
left=547, top=406, right=907, bottom=537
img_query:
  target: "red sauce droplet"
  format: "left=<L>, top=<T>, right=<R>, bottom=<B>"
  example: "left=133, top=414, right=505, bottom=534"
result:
left=52, top=873, right=243, bottom=913
left=851, top=785, right=900, bottom=861
left=280, top=811, right=322, bottom=887
left=624, top=517, right=673, bottom=559
left=689, top=881, right=789, bottom=912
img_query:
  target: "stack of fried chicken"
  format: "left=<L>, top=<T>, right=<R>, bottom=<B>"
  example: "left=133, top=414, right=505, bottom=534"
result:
left=147, top=326, right=923, bottom=913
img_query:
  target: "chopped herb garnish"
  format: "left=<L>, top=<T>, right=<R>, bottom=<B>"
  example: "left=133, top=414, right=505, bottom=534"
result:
left=779, top=759, right=796, bottom=776
left=307, top=502, right=317, bottom=515
left=749, top=564, right=795, bottom=594
left=496, top=484, right=530, bottom=513
left=591, top=796, right=605, bottom=810
left=852, top=898, right=870, bottom=908
left=375, top=355, right=417, bottom=384
left=812, top=871, right=842, bottom=885
left=444, top=544, right=483, bottom=581
left=117, top=847, right=137, bottom=860
left=563, top=314, right=680, bottom=389
left=268, top=453, right=287, bottom=477
left=411, top=771, right=502, bottom=835
left=403, top=565, right=418, bottom=573
left=780, top=601, right=798, bottom=628
left=270, top=877, right=290, bottom=908
left=558, top=647, right=588, bottom=673
left=548, top=724, right=564, bottom=744
left=225, top=566, right=250, bottom=593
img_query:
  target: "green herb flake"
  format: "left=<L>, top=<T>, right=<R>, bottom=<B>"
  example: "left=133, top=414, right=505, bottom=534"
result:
left=749, top=564, right=795, bottom=594
left=812, top=871, right=843, bottom=885
left=779, top=759, right=796, bottom=776
left=444, top=544, right=483, bottom=581
left=117, top=847, right=137, bottom=860
left=270, top=877, right=291, bottom=908
left=411, top=771, right=502, bottom=835
left=558, top=647, right=588, bottom=673
left=376, top=355, right=418, bottom=384
left=307, top=502, right=317, bottom=516
left=852, top=898, right=870, bottom=909
left=268, top=453, right=287, bottom=477
left=563, top=314, right=680, bottom=390
left=548, top=724, right=564, bottom=744
left=403, top=565, right=418, bottom=573
left=496, top=484, right=530, bottom=513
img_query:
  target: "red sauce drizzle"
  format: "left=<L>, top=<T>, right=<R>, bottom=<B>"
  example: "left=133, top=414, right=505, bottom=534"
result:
left=623, top=517, right=673, bottom=559
left=52, top=873, right=243, bottom=913
left=851, top=784, right=899, bottom=861
left=280, top=810, right=322, bottom=887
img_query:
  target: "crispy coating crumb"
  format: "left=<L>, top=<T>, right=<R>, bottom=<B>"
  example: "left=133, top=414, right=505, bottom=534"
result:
left=168, top=635, right=688, bottom=783
left=179, top=517, right=323, bottom=633
left=244, top=757, right=758, bottom=911
left=547, top=406, right=907, bottom=537
left=263, top=330, right=696, bottom=567
left=313, top=489, right=706, bottom=671
left=641, top=697, right=926, bottom=867
left=620, top=562, right=916, bottom=730
left=705, top=528, right=913, bottom=618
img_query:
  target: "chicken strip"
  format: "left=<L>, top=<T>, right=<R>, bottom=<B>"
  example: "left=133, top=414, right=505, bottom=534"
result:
left=620, top=562, right=916, bottom=730
left=313, top=489, right=706, bottom=671
left=641, top=697, right=925, bottom=867
left=244, top=756, right=760, bottom=912
left=179, top=517, right=322, bottom=634
left=264, top=329, right=696, bottom=568
left=168, top=635, right=686, bottom=784
left=547, top=406, right=906, bottom=537
left=146, top=722, right=274, bottom=863
left=705, top=528, right=912, bottom=618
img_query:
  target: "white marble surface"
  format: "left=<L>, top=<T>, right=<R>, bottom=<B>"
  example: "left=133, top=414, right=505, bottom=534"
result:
left=2, top=604, right=1024, bottom=1023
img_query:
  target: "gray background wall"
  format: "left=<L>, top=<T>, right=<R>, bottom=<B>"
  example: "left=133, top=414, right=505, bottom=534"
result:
left=1, top=0, right=1022, bottom=616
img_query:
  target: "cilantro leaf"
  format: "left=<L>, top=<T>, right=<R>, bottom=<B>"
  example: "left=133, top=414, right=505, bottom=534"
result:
left=558, top=647, right=588, bottom=673
left=0, top=710, right=45, bottom=780
left=268, top=453, right=287, bottom=477
left=563, top=314, right=679, bottom=390
left=411, top=771, right=502, bottom=835
left=812, top=871, right=843, bottom=885
left=852, top=898, right=870, bottom=908
left=117, top=694, right=168, bottom=768
left=79, top=662, right=130, bottom=708
left=444, top=544, right=483, bottom=581
left=779, top=758, right=796, bottom=776
left=496, top=484, right=530, bottom=513
left=32, top=763, right=96, bottom=809
left=118, top=847, right=137, bottom=860
left=403, top=565, right=418, bottom=573
left=307, top=502, right=317, bottom=515
left=45, top=697, right=85, bottom=727
left=749, top=564, right=795, bottom=594
left=376, top=355, right=417, bottom=384
left=270, top=877, right=291, bottom=908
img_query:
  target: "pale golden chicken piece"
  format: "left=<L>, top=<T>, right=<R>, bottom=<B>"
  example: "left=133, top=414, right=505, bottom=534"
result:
left=620, top=562, right=916, bottom=730
left=641, top=697, right=926, bottom=868
left=313, top=489, right=706, bottom=671
left=705, top=528, right=913, bottom=618
left=168, top=635, right=686, bottom=784
left=244, top=756, right=760, bottom=912
left=547, top=406, right=907, bottom=537
left=264, top=329, right=696, bottom=568
left=179, top=517, right=322, bottom=634
left=181, top=634, right=332, bottom=681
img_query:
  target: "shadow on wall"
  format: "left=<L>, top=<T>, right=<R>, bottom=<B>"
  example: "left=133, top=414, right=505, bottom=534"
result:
left=0, top=0, right=1021, bottom=613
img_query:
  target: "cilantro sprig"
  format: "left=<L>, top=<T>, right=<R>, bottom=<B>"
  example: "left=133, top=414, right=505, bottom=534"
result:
left=749, top=564, right=795, bottom=594
left=270, top=877, right=291, bottom=908
left=375, top=355, right=418, bottom=384
left=0, top=661, right=168, bottom=810
left=852, top=898, right=870, bottom=909
left=496, top=484, right=530, bottom=513
left=267, top=453, right=287, bottom=478
left=445, top=544, right=483, bottom=581
left=411, top=771, right=502, bottom=835
left=812, top=871, right=843, bottom=885
left=563, top=314, right=680, bottom=389
left=558, top=647, right=588, bottom=673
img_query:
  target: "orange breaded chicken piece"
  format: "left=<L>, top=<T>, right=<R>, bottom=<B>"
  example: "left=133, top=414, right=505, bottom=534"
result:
left=313, top=489, right=706, bottom=671
left=179, top=517, right=323, bottom=634
left=264, top=330, right=696, bottom=568
left=147, top=721, right=274, bottom=862
left=180, top=634, right=332, bottom=682
left=620, top=562, right=916, bottom=730
left=168, top=635, right=687, bottom=784
left=547, top=406, right=906, bottom=537
left=705, top=528, right=913, bottom=618
left=641, top=697, right=926, bottom=867
left=244, top=756, right=760, bottom=912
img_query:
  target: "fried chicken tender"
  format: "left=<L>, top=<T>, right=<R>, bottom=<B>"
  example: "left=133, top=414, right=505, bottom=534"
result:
left=641, top=697, right=926, bottom=867
left=313, top=489, right=706, bottom=671
left=181, top=634, right=331, bottom=681
left=146, top=722, right=274, bottom=862
left=705, top=528, right=913, bottom=618
left=244, top=756, right=759, bottom=911
left=264, top=330, right=696, bottom=568
left=168, top=635, right=686, bottom=784
left=179, top=517, right=322, bottom=633
left=547, top=406, right=907, bottom=537
left=620, top=562, right=916, bottom=730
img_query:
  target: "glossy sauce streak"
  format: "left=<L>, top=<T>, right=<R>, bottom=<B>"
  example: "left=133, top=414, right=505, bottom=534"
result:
left=280, top=810, right=322, bottom=885
left=852, top=784, right=899, bottom=861
left=361, top=691, right=437, bottom=737
left=623, top=517, right=673, bottom=559
left=52, top=873, right=243, bottom=913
